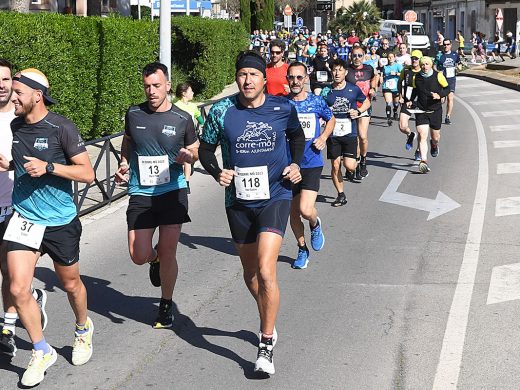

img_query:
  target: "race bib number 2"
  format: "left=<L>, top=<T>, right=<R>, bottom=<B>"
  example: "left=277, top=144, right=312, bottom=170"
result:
left=298, top=113, right=317, bottom=139
left=234, top=166, right=270, bottom=200
left=446, top=67, right=456, bottom=78
left=4, top=211, right=46, bottom=250
left=138, top=155, right=170, bottom=186
left=333, top=118, right=352, bottom=137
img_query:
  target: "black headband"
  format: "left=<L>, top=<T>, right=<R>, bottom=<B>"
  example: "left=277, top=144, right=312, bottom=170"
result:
left=13, top=74, right=56, bottom=105
left=236, top=55, right=266, bottom=77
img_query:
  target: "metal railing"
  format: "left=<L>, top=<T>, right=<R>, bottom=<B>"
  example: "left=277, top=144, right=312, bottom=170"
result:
left=73, top=98, right=223, bottom=216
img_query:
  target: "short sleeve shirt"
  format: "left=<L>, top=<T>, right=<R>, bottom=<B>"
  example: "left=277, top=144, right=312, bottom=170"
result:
left=321, top=83, right=366, bottom=137
left=11, top=112, right=86, bottom=226
left=0, top=110, right=15, bottom=209
left=125, top=103, right=197, bottom=196
left=346, top=64, right=375, bottom=98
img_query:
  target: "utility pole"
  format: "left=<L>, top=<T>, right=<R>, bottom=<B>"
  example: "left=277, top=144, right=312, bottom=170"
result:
left=159, top=0, right=171, bottom=82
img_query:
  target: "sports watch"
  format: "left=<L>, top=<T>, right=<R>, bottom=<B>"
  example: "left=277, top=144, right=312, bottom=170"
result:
left=45, top=162, right=55, bottom=175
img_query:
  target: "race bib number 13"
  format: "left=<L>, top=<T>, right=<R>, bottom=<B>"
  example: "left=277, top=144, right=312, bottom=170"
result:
left=234, top=166, right=270, bottom=200
left=138, top=155, right=170, bottom=186
left=4, top=211, right=46, bottom=250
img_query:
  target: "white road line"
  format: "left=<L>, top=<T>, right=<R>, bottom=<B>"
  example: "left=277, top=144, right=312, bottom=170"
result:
left=471, top=99, right=520, bottom=106
left=432, top=96, right=488, bottom=389
left=487, top=263, right=520, bottom=305
left=495, top=197, right=520, bottom=217
left=497, top=163, right=520, bottom=174
left=493, top=140, right=520, bottom=148
left=458, top=90, right=510, bottom=98
left=482, top=109, right=520, bottom=118
left=490, top=124, right=520, bottom=132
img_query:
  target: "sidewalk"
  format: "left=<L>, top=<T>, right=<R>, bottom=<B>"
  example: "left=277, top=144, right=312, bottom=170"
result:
left=460, top=56, right=520, bottom=91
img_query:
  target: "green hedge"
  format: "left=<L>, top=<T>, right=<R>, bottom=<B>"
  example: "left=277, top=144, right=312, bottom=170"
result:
left=0, top=12, right=100, bottom=137
left=0, top=12, right=245, bottom=139
left=171, top=17, right=249, bottom=99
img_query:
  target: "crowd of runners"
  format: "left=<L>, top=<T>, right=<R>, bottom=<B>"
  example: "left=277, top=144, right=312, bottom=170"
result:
left=0, top=24, right=516, bottom=386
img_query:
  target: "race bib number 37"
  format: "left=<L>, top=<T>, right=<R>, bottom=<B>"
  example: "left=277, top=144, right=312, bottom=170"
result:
left=4, top=211, right=46, bottom=250
left=234, top=166, right=270, bottom=201
left=298, top=113, right=317, bottom=139
left=138, top=155, right=170, bottom=186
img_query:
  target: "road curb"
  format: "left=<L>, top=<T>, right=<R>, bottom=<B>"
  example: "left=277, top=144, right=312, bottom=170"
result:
left=460, top=69, right=520, bottom=91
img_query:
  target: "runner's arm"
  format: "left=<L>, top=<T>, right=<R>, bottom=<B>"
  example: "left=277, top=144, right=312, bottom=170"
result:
left=198, top=141, right=222, bottom=181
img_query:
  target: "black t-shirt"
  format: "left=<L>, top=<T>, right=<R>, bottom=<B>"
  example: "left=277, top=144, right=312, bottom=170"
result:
left=346, top=64, right=375, bottom=97
left=310, top=56, right=334, bottom=85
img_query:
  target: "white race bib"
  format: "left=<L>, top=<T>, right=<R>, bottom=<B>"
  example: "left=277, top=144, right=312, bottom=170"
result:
left=405, top=86, right=413, bottom=100
left=380, top=58, right=388, bottom=66
left=384, top=78, right=397, bottom=90
left=138, top=155, right=170, bottom=186
left=234, top=166, right=270, bottom=200
left=317, top=71, right=328, bottom=82
left=446, top=67, right=456, bottom=78
left=4, top=211, right=46, bottom=250
left=333, top=118, right=352, bottom=137
left=298, top=113, right=317, bottom=139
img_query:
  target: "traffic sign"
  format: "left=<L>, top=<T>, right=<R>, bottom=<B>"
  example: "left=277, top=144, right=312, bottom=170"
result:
left=296, top=17, right=303, bottom=28
left=404, top=10, right=417, bottom=22
left=283, top=4, right=292, bottom=16
left=316, top=2, right=332, bottom=11
left=496, top=8, right=504, bottom=31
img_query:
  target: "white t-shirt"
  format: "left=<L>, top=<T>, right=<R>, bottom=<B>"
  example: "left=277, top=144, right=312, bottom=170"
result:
left=0, top=109, right=15, bottom=208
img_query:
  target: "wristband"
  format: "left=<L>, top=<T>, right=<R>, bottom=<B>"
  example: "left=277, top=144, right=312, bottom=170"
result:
left=8, top=160, right=15, bottom=171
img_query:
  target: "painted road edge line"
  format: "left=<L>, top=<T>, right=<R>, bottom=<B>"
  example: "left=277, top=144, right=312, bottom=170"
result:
left=432, top=96, right=489, bottom=389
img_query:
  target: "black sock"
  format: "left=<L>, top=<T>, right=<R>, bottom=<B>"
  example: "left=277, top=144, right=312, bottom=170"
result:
left=386, top=104, right=391, bottom=118
left=393, top=103, right=399, bottom=112
left=360, top=155, right=366, bottom=164
left=160, top=298, right=172, bottom=307
left=298, top=243, right=309, bottom=252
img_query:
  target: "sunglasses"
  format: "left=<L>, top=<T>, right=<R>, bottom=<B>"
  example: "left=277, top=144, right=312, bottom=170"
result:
left=352, top=53, right=364, bottom=58
left=411, top=57, right=419, bottom=61
left=287, top=75, right=305, bottom=81
left=444, top=43, right=452, bottom=46
left=271, top=50, right=283, bottom=54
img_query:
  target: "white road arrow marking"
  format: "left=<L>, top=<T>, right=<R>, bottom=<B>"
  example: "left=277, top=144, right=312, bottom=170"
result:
left=379, top=170, right=461, bottom=221
left=487, top=263, right=520, bottom=305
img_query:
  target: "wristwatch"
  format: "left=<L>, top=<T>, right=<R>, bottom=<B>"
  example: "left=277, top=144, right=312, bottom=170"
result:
left=45, top=162, right=55, bottom=175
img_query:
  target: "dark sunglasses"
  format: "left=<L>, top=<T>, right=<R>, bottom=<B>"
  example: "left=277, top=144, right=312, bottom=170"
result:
left=352, top=53, right=364, bottom=58
left=271, top=50, right=283, bottom=54
left=287, top=75, right=305, bottom=81
left=411, top=57, right=419, bottom=61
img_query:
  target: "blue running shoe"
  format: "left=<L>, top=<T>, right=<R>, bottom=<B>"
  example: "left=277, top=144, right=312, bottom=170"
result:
left=414, top=149, right=421, bottom=161
left=292, top=247, right=309, bottom=269
left=310, top=217, right=325, bottom=251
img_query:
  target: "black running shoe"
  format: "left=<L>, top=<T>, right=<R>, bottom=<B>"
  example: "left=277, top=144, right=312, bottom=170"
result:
left=149, top=246, right=161, bottom=287
left=445, top=116, right=451, bottom=125
left=359, top=161, right=369, bottom=178
left=430, top=141, right=439, bottom=157
left=344, top=170, right=357, bottom=182
left=393, top=112, right=399, bottom=121
left=153, top=300, right=173, bottom=329
left=405, top=132, right=415, bottom=151
left=34, top=288, right=48, bottom=331
left=355, top=164, right=362, bottom=180
left=331, top=193, right=347, bottom=207
left=387, top=118, right=392, bottom=126
left=0, top=328, right=17, bottom=357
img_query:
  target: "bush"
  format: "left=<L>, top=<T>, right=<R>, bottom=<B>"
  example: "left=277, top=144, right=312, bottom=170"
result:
left=171, top=17, right=249, bottom=99
left=130, top=5, right=152, bottom=20
left=0, top=12, right=100, bottom=137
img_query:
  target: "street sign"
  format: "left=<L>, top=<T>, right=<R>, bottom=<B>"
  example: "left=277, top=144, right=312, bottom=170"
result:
left=283, top=4, right=292, bottom=16
left=296, top=17, right=303, bottom=28
left=404, top=10, right=417, bottom=22
left=316, top=2, right=332, bottom=11
left=496, top=8, right=504, bottom=32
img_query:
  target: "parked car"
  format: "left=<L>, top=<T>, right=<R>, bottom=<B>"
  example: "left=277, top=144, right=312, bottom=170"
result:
left=379, top=20, right=431, bottom=51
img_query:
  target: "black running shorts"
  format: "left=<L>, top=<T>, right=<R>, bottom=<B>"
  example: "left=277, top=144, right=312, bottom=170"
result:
left=225, top=199, right=291, bottom=244
left=447, top=78, right=456, bottom=93
left=415, top=108, right=442, bottom=130
left=0, top=221, right=6, bottom=245
left=5, top=215, right=82, bottom=266
left=327, top=135, right=358, bottom=160
left=292, top=166, right=323, bottom=196
left=400, top=104, right=412, bottom=117
left=127, top=188, right=190, bottom=230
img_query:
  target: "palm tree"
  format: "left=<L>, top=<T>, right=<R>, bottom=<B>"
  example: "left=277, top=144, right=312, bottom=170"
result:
left=330, top=0, right=381, bottom=39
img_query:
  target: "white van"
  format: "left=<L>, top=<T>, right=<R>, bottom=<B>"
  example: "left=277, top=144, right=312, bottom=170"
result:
left=379, top=20, right=431, bottom=51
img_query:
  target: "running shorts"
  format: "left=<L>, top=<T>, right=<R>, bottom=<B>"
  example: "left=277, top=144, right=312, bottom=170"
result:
left=127, top=188, right=190, bottom=230
left=5, top=215, right=82, bottom=266
left=327, top=135, right=358, bottom=160
left=446, top=78, right=456, bottom=92
left=225, top=199, right=291, bottom=244
left=382, top=89, right=399, bottom=97
left=415, top=108, right=442, bottom=131
left=292, top=166, right=323, bottom=196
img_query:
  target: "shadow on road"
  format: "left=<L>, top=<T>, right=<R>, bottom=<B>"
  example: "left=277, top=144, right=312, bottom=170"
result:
left=179, top=232, right=237, bottom=256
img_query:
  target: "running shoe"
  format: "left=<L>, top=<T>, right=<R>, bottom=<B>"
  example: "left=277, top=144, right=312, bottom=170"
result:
left=292, top=247, right=309, bottom=269
left=0, top=328, right=17, bottom=357
left=149, top=245, right=161, bottom=287
left=430, top=141, right=439, bottom=157
left=445, top=116, right=451, bottom=125
left=393, top=111, right=399, bottom=121
left=310, top=217, right=325, bottom=251
left=72, top=317, right=94, bottom=366
left=254, top=335, right=275, bottom=375
left=372, top=95, right=377, bottom=102
left=34, top=288, right=48, bottom=331
left=345, top=169, right=357, bottom=182
left=387, top=118, right=393, bottom=126
left=418, top=161, right=430, bottom=173
left=405, top=132, right=415, bottom=151
left=331, top=193, right=347, bottom=207
left=359, top=161, right=369, bottom=178
left=414, top=149, right=421, bottom=161
left=153, top=300, right=173, bottom=329
left=21, top=347, right=57, bottom=387
left=355, top=164, right=362, bottom=180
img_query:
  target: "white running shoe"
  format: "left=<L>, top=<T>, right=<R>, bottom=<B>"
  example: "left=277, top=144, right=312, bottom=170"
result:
left=72, top=317, right=94, bottom=366
left=21, top=347, right=57, bottom=387
left=254, top=333, right=275, bottom=375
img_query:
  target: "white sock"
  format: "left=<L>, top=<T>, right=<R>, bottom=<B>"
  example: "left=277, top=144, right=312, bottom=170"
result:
left=3, top=312, right=18, bottom=334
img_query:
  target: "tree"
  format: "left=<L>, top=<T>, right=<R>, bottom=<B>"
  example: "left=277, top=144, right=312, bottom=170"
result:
left=274, top=0, right=311, bottom=19
left=252, top=0, right=274, bottom=31
left=222, top=0, right=241, bottom=19
left=330, top=0, right=381, bottom=39
left=240, top=0, right=252, bottom=32
left=9, top=0, right=30, bottom=13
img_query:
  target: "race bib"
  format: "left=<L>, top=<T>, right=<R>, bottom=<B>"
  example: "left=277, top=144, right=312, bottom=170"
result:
left=4, top=211, right=46, bottom=250
left=405, top=86, right=413, bottom=100
left=446, top=67, right=456, bottom=78
left=317, top=71, right=328, bottom=82
left=384, top=78, right=397, bottom=90
left=298, top=113, right=317, bottom=139
left=138, top=155, right=170, bottom=186
left=380, top=58, right=388, bottom=66
left=333, top=118, right=352, bottom=137
left=234, top=166, right=270, bottom=200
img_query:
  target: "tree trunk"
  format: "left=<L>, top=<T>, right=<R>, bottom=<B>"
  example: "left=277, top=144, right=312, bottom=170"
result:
left=10, top=0, right=30, bottom=13
left=87, top=0, right=102, bottom=16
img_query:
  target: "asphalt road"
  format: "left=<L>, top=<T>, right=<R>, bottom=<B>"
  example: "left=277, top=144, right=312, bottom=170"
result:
left=1, top=76, right=520, bottom=389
